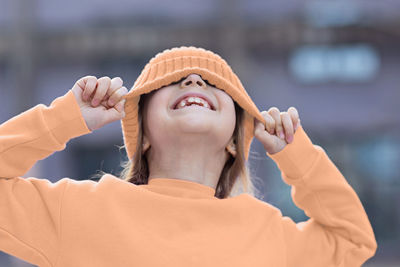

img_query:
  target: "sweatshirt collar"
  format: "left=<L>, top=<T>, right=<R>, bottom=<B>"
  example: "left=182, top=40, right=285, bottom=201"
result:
left=142, top=177, right=216, bottom=199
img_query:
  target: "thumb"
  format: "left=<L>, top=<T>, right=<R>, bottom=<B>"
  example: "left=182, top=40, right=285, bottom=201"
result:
left=254, top=119, right=275, bottom=148
left=104, top=99, right=126, bottom=123
left=113, top=98, right=126, bottom=114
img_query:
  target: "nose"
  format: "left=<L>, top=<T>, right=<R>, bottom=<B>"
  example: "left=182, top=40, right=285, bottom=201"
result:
left=180, top=74, right=207, bottom=89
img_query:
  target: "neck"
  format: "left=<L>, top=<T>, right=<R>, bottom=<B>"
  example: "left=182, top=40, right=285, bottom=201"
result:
left=146, top=143, right=230, bottom=190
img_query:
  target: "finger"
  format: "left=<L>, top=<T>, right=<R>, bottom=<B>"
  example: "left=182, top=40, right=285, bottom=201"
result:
left=268, top=107, right=284, bottom=139
left=296, top=119, right=301, bottom=130
left=254, top=118, right=271, bottom=141
left=102, top=98, right=127, bottom=125
left=288, top=107, right=300, bottom=130
left=281, top=112, right=294, bottom=143
left=260, top=111, right=275, bottom=135
left=253, top=117, right=265, bottom=135
left=113, top=98, right=127, bottom=114
left=92, top=76, right=111, bottom=107
left=254, top=117, right=275, bottom=151
left=106, top=77, right=124, bottom=103
left=79, top=76, right=97, bottom=101
left=108, top=86, right=128, bottom=107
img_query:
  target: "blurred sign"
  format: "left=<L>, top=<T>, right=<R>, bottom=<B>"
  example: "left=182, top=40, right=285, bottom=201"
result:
left=288, top=44, right=380, bottom=83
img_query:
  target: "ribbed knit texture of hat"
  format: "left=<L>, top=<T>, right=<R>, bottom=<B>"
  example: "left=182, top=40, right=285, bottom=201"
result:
left=121, top=46, right=266, bottom=162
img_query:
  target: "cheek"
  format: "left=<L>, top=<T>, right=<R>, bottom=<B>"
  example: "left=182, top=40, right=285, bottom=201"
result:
left=142, top=90, right=172, bottom=140
left=217, top=93, right=236, bottom=133
left=217, top=91, right=236, bottom=119
left=143, top=89, right=167, bottom=121
left=144, top=100, right=165, bottom=133
left=226, top=102, right=236, bottom=129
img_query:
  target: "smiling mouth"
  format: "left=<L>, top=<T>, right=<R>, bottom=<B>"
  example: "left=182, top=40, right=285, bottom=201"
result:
left=172, top=93, right=216, bottom=111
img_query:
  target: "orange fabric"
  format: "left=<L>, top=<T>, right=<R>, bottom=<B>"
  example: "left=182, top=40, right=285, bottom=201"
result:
left=0, top=89, right=377, bottom=266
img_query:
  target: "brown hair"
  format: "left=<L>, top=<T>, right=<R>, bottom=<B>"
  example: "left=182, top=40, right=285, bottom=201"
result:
left=90, top=82, right=263, bottom=199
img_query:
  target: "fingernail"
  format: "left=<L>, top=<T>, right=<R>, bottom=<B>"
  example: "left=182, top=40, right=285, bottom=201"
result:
left=279, top=131, right=285, bottom=139
left=92, top=99, right=98, bottom=106
left=287, top=135, right=293, bottom=143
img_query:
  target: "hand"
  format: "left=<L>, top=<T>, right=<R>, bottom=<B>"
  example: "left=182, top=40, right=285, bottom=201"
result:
left=71, top=75, right=128, bottom=131
left=254, top=107, right=301, bottom=155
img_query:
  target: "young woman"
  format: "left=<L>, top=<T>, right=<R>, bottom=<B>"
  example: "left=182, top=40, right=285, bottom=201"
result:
left=0, top=46, right=377, bottom=266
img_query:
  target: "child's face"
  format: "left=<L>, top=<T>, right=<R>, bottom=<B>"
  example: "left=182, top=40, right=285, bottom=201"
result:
left=142, top=73, right=236, bottom=154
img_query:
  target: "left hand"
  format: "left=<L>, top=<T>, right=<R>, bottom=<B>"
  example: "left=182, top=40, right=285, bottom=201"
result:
left=254, top=107, right=301, bottom=155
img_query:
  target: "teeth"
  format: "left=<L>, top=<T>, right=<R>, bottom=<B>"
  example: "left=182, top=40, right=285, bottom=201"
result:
left=176, top=96, right=212, bottom=110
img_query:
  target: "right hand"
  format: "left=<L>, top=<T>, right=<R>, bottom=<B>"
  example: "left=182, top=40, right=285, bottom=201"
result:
left=71, top=75, right=128, bottom=131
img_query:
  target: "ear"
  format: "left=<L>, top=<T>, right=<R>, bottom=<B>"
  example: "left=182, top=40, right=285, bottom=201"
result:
left=225, top=137, right=237, bottom=158
left=142, top=134, right=151, bottom=155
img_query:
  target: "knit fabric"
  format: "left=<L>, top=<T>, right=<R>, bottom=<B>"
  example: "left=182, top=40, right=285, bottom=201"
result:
left=121, top=46, right=266, bottom=161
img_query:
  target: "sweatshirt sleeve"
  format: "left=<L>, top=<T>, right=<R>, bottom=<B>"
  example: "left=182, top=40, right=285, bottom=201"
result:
left=0, top=89, right=92, bottom=267
left=267, top=125, right=377, bottom=267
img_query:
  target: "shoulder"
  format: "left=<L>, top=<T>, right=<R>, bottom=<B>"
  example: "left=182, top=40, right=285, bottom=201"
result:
left=62, top=173, right=122, bottom=192
left=235, top=193, right=283, bottom=217
left=229, top=194, right=285, bottom=231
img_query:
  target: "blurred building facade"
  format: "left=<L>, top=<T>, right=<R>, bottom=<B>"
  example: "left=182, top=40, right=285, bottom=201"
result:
left=0, top=0, right=399, bottom=266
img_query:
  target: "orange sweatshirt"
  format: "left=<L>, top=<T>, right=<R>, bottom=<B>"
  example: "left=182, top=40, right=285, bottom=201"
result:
left=0, top=89, right=377, bottom=267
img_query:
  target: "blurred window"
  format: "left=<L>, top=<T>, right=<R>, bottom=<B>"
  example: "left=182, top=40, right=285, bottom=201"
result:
left=288, top=44, right=380, bottom=83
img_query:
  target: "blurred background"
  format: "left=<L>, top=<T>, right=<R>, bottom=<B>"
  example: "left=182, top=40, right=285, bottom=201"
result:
left=1, top=0, right=399, bottom=266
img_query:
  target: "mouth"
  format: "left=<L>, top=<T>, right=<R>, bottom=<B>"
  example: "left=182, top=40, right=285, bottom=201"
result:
left=171, top=93, right=216, bottom=111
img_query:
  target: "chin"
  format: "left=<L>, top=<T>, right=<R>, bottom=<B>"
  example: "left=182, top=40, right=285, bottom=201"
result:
left=176, top=120, right=214, bottom=133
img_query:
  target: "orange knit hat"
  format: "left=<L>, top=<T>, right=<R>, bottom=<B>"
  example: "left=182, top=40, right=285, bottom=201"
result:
left=121, top=46, right=266, bottom=162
